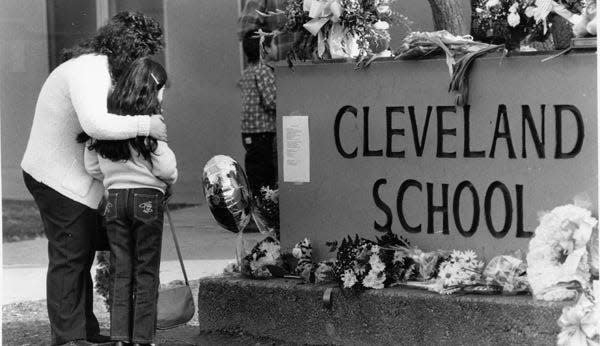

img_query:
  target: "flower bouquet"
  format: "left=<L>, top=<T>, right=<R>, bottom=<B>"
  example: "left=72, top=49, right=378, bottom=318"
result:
left=237, top=236, right=285, bottom=279
left=283, top=0, right=411, bottom=63
left=472, top=0, right=586, bottom=50
left=526, top=201, right=597, bottom=301
left=327, top=232, right=425, bottom=290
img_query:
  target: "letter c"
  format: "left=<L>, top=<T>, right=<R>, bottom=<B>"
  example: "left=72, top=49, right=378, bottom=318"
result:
left=334, top=105, right=358, bottom=158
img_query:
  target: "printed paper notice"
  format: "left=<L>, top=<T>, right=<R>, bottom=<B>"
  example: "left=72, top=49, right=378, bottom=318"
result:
left=283, top=116, right=310, bottom=183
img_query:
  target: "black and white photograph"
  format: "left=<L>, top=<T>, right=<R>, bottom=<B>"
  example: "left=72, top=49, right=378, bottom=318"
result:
left=1, top=0, right=598, bottom=345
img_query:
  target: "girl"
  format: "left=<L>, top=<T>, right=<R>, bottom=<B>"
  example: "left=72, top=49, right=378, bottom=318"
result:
left=82, top=57, right=177, bottom=346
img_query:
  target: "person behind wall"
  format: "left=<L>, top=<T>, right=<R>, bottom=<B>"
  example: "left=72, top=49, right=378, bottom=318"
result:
left=20, top=11, right=167, bottom=346
left=238, top=0, right=300, bottom=62
left=239, top=31, right=278, bottom=196
left=80, top=57, right=177, bottom=346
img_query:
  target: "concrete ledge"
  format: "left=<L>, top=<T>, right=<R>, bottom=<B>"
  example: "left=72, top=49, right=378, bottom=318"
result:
left=197, top=276, right=568, bottom=345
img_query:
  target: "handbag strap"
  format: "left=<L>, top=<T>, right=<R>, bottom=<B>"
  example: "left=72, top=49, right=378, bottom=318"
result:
left=165, top=205, right=189, bottom=286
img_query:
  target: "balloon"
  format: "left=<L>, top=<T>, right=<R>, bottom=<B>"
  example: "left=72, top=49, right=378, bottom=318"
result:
left=202, top=155, right=252, bottom=233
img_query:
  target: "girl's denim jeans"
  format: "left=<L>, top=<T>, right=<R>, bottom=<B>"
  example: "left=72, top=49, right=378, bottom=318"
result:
left=104, top=188, right=164, bottom=344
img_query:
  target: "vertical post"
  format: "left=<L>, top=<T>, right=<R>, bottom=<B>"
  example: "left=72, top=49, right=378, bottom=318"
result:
left=96, top=0, right=109, bottom=29
left=238, top=0, right=245, bottom=73
left=426, top=0, right=470, bottom=36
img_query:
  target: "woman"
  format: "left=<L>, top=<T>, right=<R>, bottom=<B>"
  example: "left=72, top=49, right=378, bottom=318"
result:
left=21, top=11, right=167, bottom=346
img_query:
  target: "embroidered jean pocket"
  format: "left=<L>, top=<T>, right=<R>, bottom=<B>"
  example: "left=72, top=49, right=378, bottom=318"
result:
left=104, top=192, right=118, bottom=222
left=133, top=193, right=159, bottom=223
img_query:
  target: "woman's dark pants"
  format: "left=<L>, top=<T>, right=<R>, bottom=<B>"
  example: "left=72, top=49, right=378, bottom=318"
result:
left=104, top=188, right=163, bottom=344
left=23, top=171, right=101, bottom=346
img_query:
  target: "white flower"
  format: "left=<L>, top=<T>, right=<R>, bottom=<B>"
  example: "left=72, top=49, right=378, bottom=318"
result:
left=486, top=0, right=500, bottom=8
left=373, top=21, right=390, bottom=31
left=369, top=252, right=386, bottom=273
left=524, top=6, right=536, bottom=17
left=393, top=250, right=405, bottom=264
left=463, top=249, right=477, bottom=262
left=342, top=269, right=358, bottom=288
left=508, top=2, right=519, bottom=13
left=363, top=270, right=386, bottom=289
left=507, top=12, right=521, bottom=27
left=557, top=295, right=599, bottom=346
left=376, top=5, right=390, bottom=14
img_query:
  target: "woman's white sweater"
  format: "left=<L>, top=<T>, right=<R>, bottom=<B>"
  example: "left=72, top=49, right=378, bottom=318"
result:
left=21, top=54, right=151, bottom=209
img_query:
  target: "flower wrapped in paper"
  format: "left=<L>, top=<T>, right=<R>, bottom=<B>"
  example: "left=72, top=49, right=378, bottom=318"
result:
left=483, top=252, right=529, bottom=293
left=240, top=236, right=284, bottom=279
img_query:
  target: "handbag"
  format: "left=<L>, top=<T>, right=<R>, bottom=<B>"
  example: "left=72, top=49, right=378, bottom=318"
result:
left=156, top=205, right=196, bottom=330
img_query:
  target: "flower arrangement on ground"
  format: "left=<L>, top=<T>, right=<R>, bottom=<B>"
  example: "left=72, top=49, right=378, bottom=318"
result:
left=326, top=233, right=412, bottom=290
left=323, top=232, right=530, bottom=294
left=526, top=201, right=597, bottom=301
left=283, top=0, right=411, bottom=62
left=223, top=236, right=284, bottom=279
left=426, top=250, right=486, bottom=294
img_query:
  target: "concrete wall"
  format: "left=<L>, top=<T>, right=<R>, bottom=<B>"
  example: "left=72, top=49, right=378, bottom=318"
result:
left=276, top=53, right=597, bottom=260
left=1, top=0, right=49, bottom=200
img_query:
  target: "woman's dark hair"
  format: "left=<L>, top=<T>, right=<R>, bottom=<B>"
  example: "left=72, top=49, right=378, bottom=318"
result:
left=78, top=58, right=167, bottom=162
left=62, top=11, right=164, bottom=81
left=242, top=31, right=272, bottom=64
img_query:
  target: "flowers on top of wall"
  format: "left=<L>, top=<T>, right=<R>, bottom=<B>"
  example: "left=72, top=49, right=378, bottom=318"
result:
left=472, top=0, right=587, bottom=50
left=282, top=0, right=411, bottom=61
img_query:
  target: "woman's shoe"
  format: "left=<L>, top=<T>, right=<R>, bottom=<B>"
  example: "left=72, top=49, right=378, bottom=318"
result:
left=87, top=334, right=112, bottom=343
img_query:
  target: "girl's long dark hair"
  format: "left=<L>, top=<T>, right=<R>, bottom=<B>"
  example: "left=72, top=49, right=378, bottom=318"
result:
left=78, top=57, right=167, bottom=162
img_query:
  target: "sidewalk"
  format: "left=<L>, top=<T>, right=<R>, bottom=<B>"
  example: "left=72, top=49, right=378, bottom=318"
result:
left=3, top=203, right=265, bottom=304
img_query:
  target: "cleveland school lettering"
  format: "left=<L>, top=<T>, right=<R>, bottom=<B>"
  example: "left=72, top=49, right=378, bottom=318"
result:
left=333, top=104, right=585, bottom=239
left=276, top=55, right=597, bottom=259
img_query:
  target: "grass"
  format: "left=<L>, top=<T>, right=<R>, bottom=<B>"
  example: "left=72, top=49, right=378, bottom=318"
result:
left=2, top=200, right=44, bottom=242
left=2, top=199, right=199, bottom=243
